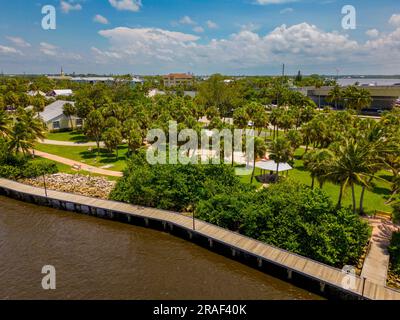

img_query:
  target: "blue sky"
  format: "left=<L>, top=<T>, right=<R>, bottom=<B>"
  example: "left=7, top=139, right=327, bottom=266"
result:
left=0, top=0, right=399, bottom=75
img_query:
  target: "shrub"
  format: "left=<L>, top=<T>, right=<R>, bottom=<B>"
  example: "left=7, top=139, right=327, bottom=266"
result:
left=196, top=180, right=371, bottom=267
left=22, top=160, right=58, bottom=178
left=389, top=232, right=400, bottom=276
left=110, top=151, right=245, bottom=212
left=0, top=165, right=21, bottom=179
left=393, top=202, right=400, bottom=224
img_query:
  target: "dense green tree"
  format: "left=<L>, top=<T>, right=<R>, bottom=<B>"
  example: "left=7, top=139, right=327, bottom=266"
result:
left=84, top=110, right=105, bottom=156
left=103, top=127, right=123, bottom=160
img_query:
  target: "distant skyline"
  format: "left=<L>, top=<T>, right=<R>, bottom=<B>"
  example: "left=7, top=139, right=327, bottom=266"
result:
left=0, top=0, right=399, bottom=75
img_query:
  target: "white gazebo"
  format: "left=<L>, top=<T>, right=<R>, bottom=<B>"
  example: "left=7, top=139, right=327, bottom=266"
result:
left=253, top=160, right=293, bottom=174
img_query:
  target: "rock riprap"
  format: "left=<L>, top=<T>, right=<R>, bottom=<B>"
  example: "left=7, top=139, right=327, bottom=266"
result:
left=20, top=173, right=116, bottom=199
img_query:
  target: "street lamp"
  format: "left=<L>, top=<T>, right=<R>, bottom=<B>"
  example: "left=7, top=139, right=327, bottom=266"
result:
left=43, top=173, right=48, bottom=198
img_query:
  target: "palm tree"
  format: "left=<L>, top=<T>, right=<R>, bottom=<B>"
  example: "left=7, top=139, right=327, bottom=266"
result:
left=16, top=108, right=46, bottom=141
left=303, top=149, right=334, bottom=189
left=8, top=121, right=35, bottom=155
left=269, top=136, right=292, bottom=177
left=0, top=108, right=11, bottom=138
left=325, top=139, right=377, bottom=213
left=326, top=84, right=342, bottom=109
left=250, top=137, right=267, bottom=184
left=63, top=103, right=77, bottom=130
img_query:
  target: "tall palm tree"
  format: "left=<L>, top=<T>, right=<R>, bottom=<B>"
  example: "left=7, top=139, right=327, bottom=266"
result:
left=326, top=139, right=377, bottom=213
left=16, top=108, right=46, bottom=141
left=269, top=136, right=292, bottom=177
left=8, top=121, right=34, bottom=155
left=326, top=84, right=342, bottom=109
left=303, top=149, right=334, bottom=189
left=250, top=137, right=267, bottom=184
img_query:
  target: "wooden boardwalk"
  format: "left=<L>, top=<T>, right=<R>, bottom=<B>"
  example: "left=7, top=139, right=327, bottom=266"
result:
left=361, top=217, right=397, bottom=286
left=1, top=178, right=400, bottom=300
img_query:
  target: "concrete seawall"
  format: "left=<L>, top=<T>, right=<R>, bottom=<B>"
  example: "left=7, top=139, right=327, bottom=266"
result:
left=1, top=178, right=400, bottom=300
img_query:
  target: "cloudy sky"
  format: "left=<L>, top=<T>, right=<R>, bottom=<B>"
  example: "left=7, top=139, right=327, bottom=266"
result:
left=0, top=0, right=399, bottom=75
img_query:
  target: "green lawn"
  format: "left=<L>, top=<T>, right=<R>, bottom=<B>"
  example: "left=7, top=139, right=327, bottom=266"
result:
left=32, top=156, right=120, bottom=181
left=46, top=131, right=92, bottom=143
left=239, top=148, right=393, bottom=214
left=34, top=143, right=129, bottom=172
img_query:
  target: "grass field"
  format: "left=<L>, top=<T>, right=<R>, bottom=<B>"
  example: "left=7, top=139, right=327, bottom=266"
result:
left=239, top=148, right=393, bottom=214
left=35, top=141, right=393, bottom=213
left=34, top=143, right=129, bottom=172
left=46, top=131, right=92, bottom=143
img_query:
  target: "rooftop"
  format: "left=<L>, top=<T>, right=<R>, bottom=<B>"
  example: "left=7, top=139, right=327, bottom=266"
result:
left=40, top=100, right=75, bottom=123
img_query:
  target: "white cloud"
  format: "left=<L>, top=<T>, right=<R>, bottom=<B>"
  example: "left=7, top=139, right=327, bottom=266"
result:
left=94, top=23, right=362, bottom=71
left=40, top=42, right=58, bottom=56
left=109, top=0, right=142, bottom=12
left=94, top=14, right=109, bottom=25
left=280, top=7, right=294, bottom=14
left=0, top=45, right=22, bottom=55
left=366, top=29, right=379, bottom=38
left=60, top=1, right=82, bottom=14
left=389, top=14, right=400, bottom=27
left=240, top=23, right=261, bottom=32
left=256, top=0, right=298, bottom=4
left=39, top=42, right=82, bottom=60
left=206, top=20, right=218, bottom=29
left=179, top=16, right=196, bottom=25
left=6, top=36, right=31, bottom=48
left=193, top=26, right=204, bottom=33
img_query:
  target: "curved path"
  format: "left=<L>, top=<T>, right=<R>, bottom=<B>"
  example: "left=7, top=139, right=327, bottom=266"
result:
left=33, top=150, right=123, bottom=178
left=39, top=139, right=104, bottom=147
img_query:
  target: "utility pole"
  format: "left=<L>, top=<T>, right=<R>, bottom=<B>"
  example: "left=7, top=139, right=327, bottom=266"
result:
left=277, top=63, right=285, bottom=107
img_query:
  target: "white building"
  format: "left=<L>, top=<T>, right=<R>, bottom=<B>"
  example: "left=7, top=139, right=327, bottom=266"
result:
left=48, top=89, right=73, bottom=97
left=39, top=100, right=82, bottom=131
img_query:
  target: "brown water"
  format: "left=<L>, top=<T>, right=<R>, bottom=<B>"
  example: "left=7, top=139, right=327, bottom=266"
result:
left=0, top=196, right=321, bottom=300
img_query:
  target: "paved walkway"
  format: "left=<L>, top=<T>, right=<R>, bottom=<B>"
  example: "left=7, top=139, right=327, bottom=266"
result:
left=39, top=139, right=104, bottom=147
left=33, top=150, right=123, bottom=177
left=361, top=217, right=398, bottom=286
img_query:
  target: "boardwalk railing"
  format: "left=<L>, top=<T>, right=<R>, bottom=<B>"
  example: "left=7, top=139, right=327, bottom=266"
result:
left=1, top=178, right=400, bottom=300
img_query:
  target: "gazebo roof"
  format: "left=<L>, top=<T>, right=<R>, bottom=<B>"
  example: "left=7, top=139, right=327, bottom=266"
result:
left=252, top=160, right=293, bottom=172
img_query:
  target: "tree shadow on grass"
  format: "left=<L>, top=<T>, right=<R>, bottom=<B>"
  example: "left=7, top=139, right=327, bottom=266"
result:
left=79, top=147, right=128, bottom=165
left=69, top=134, right=90, bottom=143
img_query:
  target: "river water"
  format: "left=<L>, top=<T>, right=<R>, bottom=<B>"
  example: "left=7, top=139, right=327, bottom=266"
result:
left=0, top=196, right=321, bottom=300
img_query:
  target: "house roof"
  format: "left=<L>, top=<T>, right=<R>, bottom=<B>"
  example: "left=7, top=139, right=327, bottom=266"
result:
left=51, top=89, right=73, bottom=96
left=40, top=100, right=75, bottom=123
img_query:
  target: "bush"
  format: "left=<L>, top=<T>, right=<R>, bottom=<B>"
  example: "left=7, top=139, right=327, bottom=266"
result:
left=110, top=151, right=245, bottom=212
left=0, top=164, right=21, bottom=179
left=389, top=232, right=400, bottom=276
left=110, top=151, right=371, bottom=268
left=196, top=180, right=371, bottom=267
left=393, top=202, right=400, bottom=224
left=22, top=160, right=58, bottom=178
left=0, top=159, right=58, bottom=179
